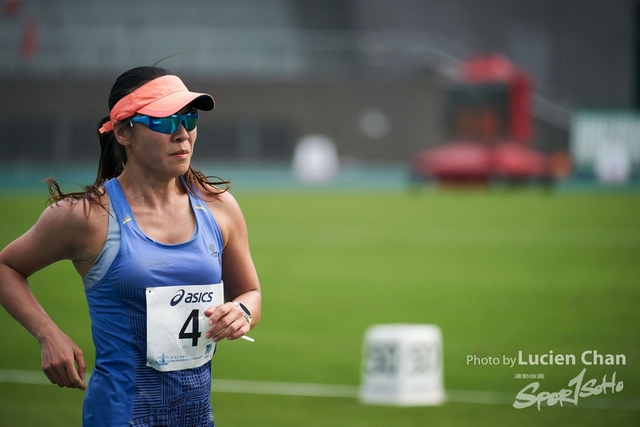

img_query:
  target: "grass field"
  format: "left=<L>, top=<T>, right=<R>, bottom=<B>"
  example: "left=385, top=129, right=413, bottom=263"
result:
left=0, top=187, right=639, bottom=426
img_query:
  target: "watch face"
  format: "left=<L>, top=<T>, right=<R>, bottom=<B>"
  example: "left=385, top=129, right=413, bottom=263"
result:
left=238, top=302, right=251, bottom=316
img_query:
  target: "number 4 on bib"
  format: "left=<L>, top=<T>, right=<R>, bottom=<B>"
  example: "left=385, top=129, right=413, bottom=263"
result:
left=180, top=309, right=202, bottom=347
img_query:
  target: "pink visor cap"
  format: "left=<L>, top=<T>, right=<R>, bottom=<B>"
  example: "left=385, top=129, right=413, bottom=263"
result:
left=99, top=75, right=215, bottom=134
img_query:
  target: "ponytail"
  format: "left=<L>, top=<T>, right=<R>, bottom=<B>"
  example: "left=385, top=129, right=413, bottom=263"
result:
left=95, top=116, right=127, bottom=185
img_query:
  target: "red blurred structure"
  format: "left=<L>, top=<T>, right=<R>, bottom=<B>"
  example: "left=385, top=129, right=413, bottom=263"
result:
left=20, top=16, right=39, bottom=60
left=3, top=0, right=21, bottom=16
left=411, top=54, right=550, bottom=185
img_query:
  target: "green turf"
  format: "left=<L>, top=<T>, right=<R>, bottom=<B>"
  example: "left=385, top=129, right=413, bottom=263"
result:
left=1, top=188, right=639, bottom=426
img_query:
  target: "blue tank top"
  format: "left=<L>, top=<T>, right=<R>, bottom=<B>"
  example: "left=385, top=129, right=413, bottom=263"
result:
left=82, top=178, right=223, bottom=427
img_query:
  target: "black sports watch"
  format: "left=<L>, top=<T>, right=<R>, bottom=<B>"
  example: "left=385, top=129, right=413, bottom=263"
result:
left=234, top=301, right=252, bottom=325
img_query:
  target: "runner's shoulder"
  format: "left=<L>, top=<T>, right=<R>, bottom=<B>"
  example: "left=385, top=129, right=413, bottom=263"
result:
left=40, top=193, right=109, bottom=235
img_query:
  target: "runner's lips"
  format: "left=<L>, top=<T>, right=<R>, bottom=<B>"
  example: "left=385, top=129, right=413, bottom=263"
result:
left=170, top=149, right=190, bottom=156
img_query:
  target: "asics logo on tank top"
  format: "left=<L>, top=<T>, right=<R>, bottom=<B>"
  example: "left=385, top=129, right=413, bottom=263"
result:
left=209, top=243, right=221, bottom=266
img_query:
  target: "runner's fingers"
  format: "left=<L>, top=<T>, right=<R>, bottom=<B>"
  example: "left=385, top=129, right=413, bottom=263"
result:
left=75, top=348, right=87, bottom=381
left=206, top=323, right=232, bottom=341
left=203, top=304, right=221, bottom=318
left=222, top=318, right=250, bottom=341
left=204, top=308, right=231, bottom=337
left=204, top=303, right=232, bottom=325
left=42, top=368, right=58, bottom=386
left=210, top=327, right=226, bottom=338
left=206, top=316, right=247, bottom=342
left=60, top=366, right=75, bottom=388
left=205, top=319, right=230, bottom=339
left=205, top=303, right=245, bottom=338
left=44, top=366, right=69, bottom=388
left=228, top=328, right=250, bottom=341
left=43, top=357, right=86, bottom=389
left=65, top=363, right=87, bottom=390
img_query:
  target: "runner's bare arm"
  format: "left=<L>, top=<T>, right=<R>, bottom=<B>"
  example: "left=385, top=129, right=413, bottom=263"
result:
left=204, top=191, right=261, bottom=341
left=0, top=199, right=107, bottom=389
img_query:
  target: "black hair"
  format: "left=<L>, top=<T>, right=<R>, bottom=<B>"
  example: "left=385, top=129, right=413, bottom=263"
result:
left=47, top=66, right=229, bottom=208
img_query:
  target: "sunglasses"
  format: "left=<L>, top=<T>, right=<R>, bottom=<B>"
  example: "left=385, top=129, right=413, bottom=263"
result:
left=130, top=110, right=199, bottom=134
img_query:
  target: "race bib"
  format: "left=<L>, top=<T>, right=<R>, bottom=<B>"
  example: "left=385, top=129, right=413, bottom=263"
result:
left=146, top=283, right=224, bottom=372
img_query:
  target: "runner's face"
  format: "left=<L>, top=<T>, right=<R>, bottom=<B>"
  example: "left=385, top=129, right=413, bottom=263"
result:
left=124, top=106, right=198, bottom=178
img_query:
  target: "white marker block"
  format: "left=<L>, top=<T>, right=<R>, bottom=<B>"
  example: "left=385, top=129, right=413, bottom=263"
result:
left=359, top=324, right=445, bottom=406
left=292, top=134, right=339, bottom=183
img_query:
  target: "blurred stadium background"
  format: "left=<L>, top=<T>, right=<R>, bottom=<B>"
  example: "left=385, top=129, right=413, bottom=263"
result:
left=1, top=1, right=640, bottom=426
left=0, top=0, right=638, bottom=186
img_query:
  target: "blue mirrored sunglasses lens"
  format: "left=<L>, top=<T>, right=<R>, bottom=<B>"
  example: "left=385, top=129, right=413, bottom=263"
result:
left=183, top=116, right=198, bottom=131
left=149, top=117, right=177, bottom=134
left=147, top=111, right=198, bottom=134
